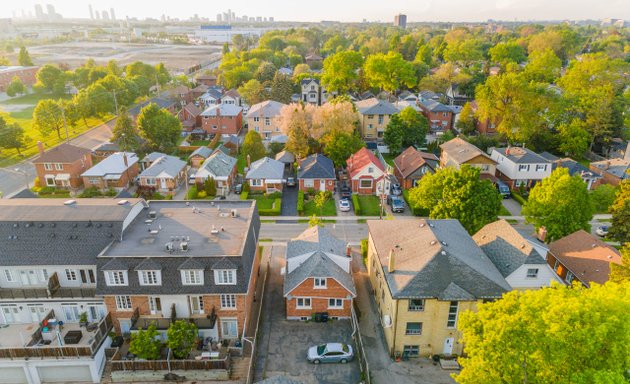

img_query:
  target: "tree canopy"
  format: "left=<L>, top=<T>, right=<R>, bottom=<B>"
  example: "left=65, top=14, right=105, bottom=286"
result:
left=383, top=107, right=428, bottom=155
left=137, top=103, right=182, bottom=153
left=363, top=51, right=416, bottom=93
left=17, top=46, right=33, bottom=66
left=608, top=180, right=630, bottom=244
left=321, top=51, right=364, bottom=93
left=241, top=130, right=266, bottom=163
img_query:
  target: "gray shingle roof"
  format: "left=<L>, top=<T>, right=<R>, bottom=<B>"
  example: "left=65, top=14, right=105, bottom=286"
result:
left=440, top=138, right=494, bottom=165
left=196, top=151, right=237, bottom=180
left=368, top=219, right=510, bottom=299
left=81, top=152, right=138, bottom=177
left=129, top=98, right=175, bottom=116
left=355, top=98, right=398, bottom=115
left=94, top=142, right=120, bottom=153
left=246, top=157, right=284, bottom=180
left=140, top=154, right=186, bottom=178
left=473, top=220, right=547, bottom=278
left=200, top=104, right=243, bottom=117
left=189, top=146, right=213, bottom=160
left=284, top=251, right=356, bottom=297
left=591, top=158, right=630, bottom=179
left=247, top=100, right=286, bottom=118
left=297, top=154, right=335, bottom=179
left=33, top=143, right=91, bottom=164
left=558, top=159, right=601, bottom=179
left=493, top=147, right=550, bottom=164
left=211, top=257, right=237, bottom=270
left=275, top=150, right=295, bottom=164
left=134, top=258, right=163, bottom=271
left=101, top=258, right=130, bottom=271
left=286, top=226, right=346, bottom=259
left=214, top=144, right=231, bottom=156
left=419, top=99, right=452, bottom=113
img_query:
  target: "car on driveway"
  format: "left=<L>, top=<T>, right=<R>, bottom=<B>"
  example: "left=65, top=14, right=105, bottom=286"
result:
left=234, top=184, right=242, bottom=194
left=390, top=184, right=402, bottom=196
left=390, top=196, right=404, bottom=213
left=595, top=225, right=609, bottom=237
left=339, top=198, right=351, bottom=212
left=340, top=185, right=351, bottom=198
left=307, top=343, right=354, bottom=364
left=287, top=177, right=296, bottom=187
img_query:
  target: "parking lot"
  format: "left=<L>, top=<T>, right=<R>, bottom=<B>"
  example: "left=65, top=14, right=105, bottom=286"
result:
left=255, top=245, right=361, bottom=384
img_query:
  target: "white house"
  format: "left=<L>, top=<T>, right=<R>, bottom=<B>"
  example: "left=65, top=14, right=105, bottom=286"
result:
left=300, top=78, right=322, bottom=106
left=490, top=147, right=552, bottom=189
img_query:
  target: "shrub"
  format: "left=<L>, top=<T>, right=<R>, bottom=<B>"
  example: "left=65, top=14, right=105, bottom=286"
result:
left=590, top=184, right=617, bottom=213
left=297, top=191, right=305, bottom=215
left=165, top=194, right=173, bottom=200
left=104, top=188, right=117, bottom=197
left=39, top=186, right=56, bottom=195
left=352, top=194, right=361, bottom=215
left=361, top=238, right=368, bottom=265
left=33, top=177, right=41, bottom=188
left=152, top=192, right=165, bottom=200
left=267, top=191, right=282, bottom=199
left=258, top=198, right=282, bottom=216
left=78, top=186, right=102, bottom=198
left=511, top=190, right=527, bottom=205
left=240, top=191, right=249, bottom=200
left=197, top=190, right=207, bottom=198
left=187, top=185, right=198, bottom=200
left=129, top=324, right=162, bottom=360
left=242, top=182, right=250, bottom=193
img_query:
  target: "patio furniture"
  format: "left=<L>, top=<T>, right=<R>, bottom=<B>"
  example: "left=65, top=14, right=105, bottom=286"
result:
left=64, top=330, right=83, bottom=344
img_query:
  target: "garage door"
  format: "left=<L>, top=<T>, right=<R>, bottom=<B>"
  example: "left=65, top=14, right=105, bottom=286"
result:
left=0, top=367, right=27, bottom=383
left=38, top=365, right=92, bottom=383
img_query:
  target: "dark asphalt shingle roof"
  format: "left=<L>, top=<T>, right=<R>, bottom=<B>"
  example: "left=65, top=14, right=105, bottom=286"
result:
left=297, top=154, right=335, bottom=179
left=284, top=251, right=356, bottom=297
left=492, top=147, right=550, bottom=164
left=129, top=98, right=175, bottom=116
left=33, top=143, right=91, bottom=164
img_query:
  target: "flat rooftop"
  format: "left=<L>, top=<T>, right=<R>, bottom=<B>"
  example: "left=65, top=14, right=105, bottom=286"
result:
left=104, top=200, right=257, bottom=258
left=0, top=322, right=95, bottom=349
left=0, top=198, right=145, bottom=222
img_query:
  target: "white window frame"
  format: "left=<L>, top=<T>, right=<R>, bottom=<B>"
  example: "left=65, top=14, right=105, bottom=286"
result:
left=447, top=301, right=459, bottom=328
left=145, top=178, right=157, bottom=186
left=105, top=270, right=127, bottom=286
left=360, top=179, right=373, bottom=189
left=328, top=298, right=343, bottom=309
left=296, top=297, right=311, bottom=309
left=566, top=271, right=575, bottom=284
left=139, top=270, right=161, bottom=286
left=221, top=294, right=237, bottom=309
left=405, top=322, right=423, bottom=335
left=45, top=176, right=56, bottom=187
left=314, top=277, right=327, bottom=289
left=303, top=179, right=314, bottom=188
left=536, top=164, right=547, bottom=172
left=250, top=179, right=262, bottom=187
left=518, top=164, right=530, bottom=172
left=115, top=295, right=132, bottom=311
left=220, top=318, right=238, bottom=338
left=44, top=163, right=53, bottom=170
left=181, top=270, right=203, bottom=285
left=526, top=268, right=539, bottom=279
left=65, top=269, right=77, bottom=281
left=215, top=269, right=236, bottom=285
left=4, top=269, right=14, bottom=282
left=190, top=295, right=205, bottom=314
left=408, top=299, right=425, bottom=311
left=54, top=163, right=63, bottom=170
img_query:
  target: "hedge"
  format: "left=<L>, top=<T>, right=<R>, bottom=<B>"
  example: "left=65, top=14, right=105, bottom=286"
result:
left=297, top=191, right=305, bottom=215
left=361, top=238, right=368, bottom=265
left=511, top=191, right=527, bottom=206
left=187, top=186, right=198, bottom=200
left=258, top=198, right=282, bottom=216
left=352, top=194, right=361, bottom=215
left=403, top=190, right=430, bottom=216
left=240, top=191, right=249, bottom=200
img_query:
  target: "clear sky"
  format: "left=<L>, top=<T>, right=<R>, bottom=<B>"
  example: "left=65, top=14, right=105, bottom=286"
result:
left=5, top=0, right=630, bottom=22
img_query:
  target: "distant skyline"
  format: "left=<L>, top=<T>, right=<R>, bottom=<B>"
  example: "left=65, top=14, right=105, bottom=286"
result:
left=5, top=0, right=630, bottom=22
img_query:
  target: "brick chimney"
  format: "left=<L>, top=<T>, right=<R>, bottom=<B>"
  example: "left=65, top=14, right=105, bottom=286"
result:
left=37, top=141, right=45, bottom=156
left=537, top=226, right=547, bottom=243
left=388, top=248, right=396, bottom=273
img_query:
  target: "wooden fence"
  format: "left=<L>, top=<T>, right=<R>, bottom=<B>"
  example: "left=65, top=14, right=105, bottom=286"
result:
left=111, top=356, right=230, bottom=372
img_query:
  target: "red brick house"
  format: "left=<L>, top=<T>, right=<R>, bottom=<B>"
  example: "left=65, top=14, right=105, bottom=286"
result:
left=81, top=152, right=139, bottom=191
left=195, top=74, right=217, bottom=87
left=178, top=102, right=202, bottom=131
left=393, top=147, right=439, bottom=189
left=346, top=148, right=386, bottom=195
left=297, top=154, right=336, bottom=193
left=200, top=104, right=243, bottom=135
left=418, top=99, right=454, bottom=132
left=32, top=142, right=92, bottom=189
left=284, top=227, right=356, bottom=320
left=0, top=65, right=38, bottom=92
left=471, top=101, right=498, bottom=135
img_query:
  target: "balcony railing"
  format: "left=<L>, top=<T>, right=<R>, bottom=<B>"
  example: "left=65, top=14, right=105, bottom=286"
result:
left=0, top=272, right=96, bottom=300
left=130, top=305, right=217, bottom=331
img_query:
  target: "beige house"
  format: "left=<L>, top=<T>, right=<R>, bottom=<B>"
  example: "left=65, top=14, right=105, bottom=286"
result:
left=367, top=219, right=510, bottom=358
left=355, top=98, right=398, bottom=140
left=246, top=100, right=286, bottom=140
left=439, top=137, right=497, bottom=175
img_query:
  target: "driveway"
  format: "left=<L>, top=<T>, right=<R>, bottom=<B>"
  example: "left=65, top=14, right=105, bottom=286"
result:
left=254, top=245, right=361, bottom=384
left=501, top=198, right=522, bottom=216
left=280, top=185, right=298, bottom=218
left=334, top=192, right=355, bottom=218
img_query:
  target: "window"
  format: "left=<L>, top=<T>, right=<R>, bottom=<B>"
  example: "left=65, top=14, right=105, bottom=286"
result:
left=309, top=94, right=316, bottom=100
left=4, top=270, right=14, bottom=282
left=212, top=125, right=217, bottom=130
left=403, top=345, right=420, bottom=357
left=566, top=271, right=575, bottom=284
left=405, top=322, right=422, bottom=335
left=359, top=179, right=372, bottom=189
left=54, top=163, right=63, bottom=170
left=310, top=85, right=315, bottom=91
left=304, top=179, right=314, bottom=188
left=215, top=269, right=236, bottom=285
left=447, top=301, right=459, bottom=328
left=139, top=270, right=161, bottom=286
left=367, top=114, right=374, bottom=119
left=254, top=126, right=259, bottom=132
left=65, top=269, right=77, bottom=281
left=553, top=259, right=561, bottom=272
left=328, top=298, right=343, bottom=309
left=40, top=269, right=49, bottom=281
left=378, top=115, right=384, bottom=124
left=44, top=163, right=53, bottom=170
left=115, top=296, right=132, bottom=311
left=368, top=167, right=373, bottom=173
left=250, top=179, right=262, bottom=187
left=536, top=164, right=547, bottom=172
left=88, top=177, right=100, bottom=185
left=408, top=299, right=425, bottom=311
left=253, top=117, right=260, bottom=122
left=526, top=268, right=539, bottom=278
left=45, top=176, right=55, bottom=187
left=296, top=297, right=311, bottom=309
left=221, top=294, right=237, bottom=309
left=182, top=270, right=203, bottom=285
left=80, top=269, right=95, bottom=284
left=62, top=304, right=80, bottom=321
left=221, top=319, right=238, bottom=338
left=145, top=178, right=156, bottom=186
left=105, top=271, right=127, bottom=286
left=265, top=117, right=271, bottom=126
left=518, top=164, right=530, bottom=172
left=314, top=277, right=327, bottom=288
left=190, top=296, right=204, bottom=314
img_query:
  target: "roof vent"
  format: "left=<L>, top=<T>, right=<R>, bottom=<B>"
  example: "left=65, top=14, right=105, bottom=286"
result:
left=50, top=223, right=56, bottom=228
left=37, top=223, right=44, bottom=228
left=419, top=223, right=425, bottom=228
left=430, top=240, right=437, bottom=245
left=231, top=209, right=239, bottom=218
left=145, top=219, right=153, bottom=224
left=428, top=223, right=434, bottom=227
left=441, top=241, right=447, bottom=246
left=117, top=200, right=129, bottom=205
left=149, top=211, right=157, bottom=219
left=13, top=223, right=18, bottom=228
left=64, top=200, right=76, bottom=206
left=165, top=242, right=174, bottom=253
left=150, top=229, right=159, bottom=235
left=25, top=222, right=32, bottom=228
left=441, top=250, right=447, bottom=255
left=607, top=255, right=613, bottom=259
left=180, top=242, right=189, bottom=252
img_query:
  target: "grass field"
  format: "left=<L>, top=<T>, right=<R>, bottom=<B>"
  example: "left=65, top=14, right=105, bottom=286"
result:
left=357, top=195, right=382, bottom=216
left=0, top=93, right=108, bottom=167
left=303, top=197, right=337, bottom=217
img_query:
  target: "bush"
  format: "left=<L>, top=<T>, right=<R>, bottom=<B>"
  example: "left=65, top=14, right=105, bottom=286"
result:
left=152, top=192, right=166, bottom=200
left=297, top=191, right=305, bottom=215
left=186, top=185, right=198, bottom=200
left=511, top=190, right=527, bottom=205
left=240, top=191, right=249, bottom=200
left=361, top=238, right=368, bottom=265
left=266, top=191, right=282, bottom=199
left=590, top=184, right=617, bottom=213
left=78, top=186, right=102, bottom=198
left=258, top=198, right=282, bottom=216
left=33, top=177, right=41, bottom=188
left=352, top=194, right=361, bottom=215
left=165, top=194, right=173, bottom=200
left=403, top=190, right=429, bottom=216
left=39, top=186, right=56, bottom=195
left=197, top=190, right=207, bottom=198
left=242, top=182, right=250, bottom=193
left=104, top=188, right=117, bottom=197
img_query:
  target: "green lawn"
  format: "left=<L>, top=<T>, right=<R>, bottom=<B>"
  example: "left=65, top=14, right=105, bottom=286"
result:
left=249, top=194, right=278, bottom=210
left=303, top=197, right=337, bottom=217
left=381, top=153, right=396, bottom=167
left=190, top=139, right=211, bottom=146
left=1, top=93, right=70, bottom=105
left=357, top=195, right=382, bottom=216
left=237, top=152, right=247, bottom=174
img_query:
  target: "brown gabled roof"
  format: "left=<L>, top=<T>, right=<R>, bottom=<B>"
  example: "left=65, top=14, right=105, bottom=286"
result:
left=548, top=230, right=621, bottom=286
left=192, top=84, right=209, bottom=93
left=182, top=102, right=201, bottom=116
left=33, top=143, right=91, bottom=164
left=440, top=137, right=495, bottom=165
left=169, top=85, right=190, bottom=95
left=195, top=75, right=217, bottom=81
left=223, top=89, right=240, bottom=98
left=347, top=147, right=385, bottom=179
left=394, top=147, right=438, bottom=179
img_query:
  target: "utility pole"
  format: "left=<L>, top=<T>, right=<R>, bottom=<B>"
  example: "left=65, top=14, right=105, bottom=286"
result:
left=60, top=106, right=69, bottom=144
left=112, top=89, right=119, bottom=115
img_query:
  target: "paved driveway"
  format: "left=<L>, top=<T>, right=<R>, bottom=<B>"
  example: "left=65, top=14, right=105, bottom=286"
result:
left=254, top=245, right=361, bottom=384
left=280, top=185, right=298, bottom=217
left=501, top=198, right=522, bottom=216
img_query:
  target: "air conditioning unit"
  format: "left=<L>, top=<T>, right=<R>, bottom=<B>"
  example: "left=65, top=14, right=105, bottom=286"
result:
left=165, top=242, right=174, bottom=252
left=180, top=242, right=189, bottom=252
left=382, top=314, right=392, bottom=328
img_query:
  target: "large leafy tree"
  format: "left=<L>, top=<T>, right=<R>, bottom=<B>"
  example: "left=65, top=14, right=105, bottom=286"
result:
left=241, top=130, right=266, bottom=163
left=0, top=116, right=28, bottom=155
left=523, top=167, right=593, bottom=242
left=137, top=103, right=182, bottom=153
left=166, top=320, right=198, bottom=359
left=311, top=101, right=358, bottom=142
left=407, top=165, right=502, bottom=234
left=17, top=46, right=33, bottom=66
left=33, top=99, right=65, bottom=139
left=279, top=103, right=316, bottom=158
left=488, top=41, right=527, bottom=67
left=557, top=119, right=590, bottom=159
left=608, top=180, right=630, bottom=243
left=129, top=323, right=161, bottom=360
left=111, top=107, right=141, bottom=152
left=323, top=131, right=364, bottom=168
left=522, top=49, right=562, bottom=83
left=610, top=244, right=630, bottom=284
left=254, top=62, right=277, bottom=83
left=5, top=76, right=26, bottom=97
left=383, top=107, right=428, bottom=155
left=321, top=51, right=364, bottom=93
left=363, top=52, right=416, bottom=93
left=456, top=282, right=630, bottom=384
left=238, top=79, right=266, bottom=106
left=269, top=73, right=294, bottom=104
left=456, top=102, right=476, bottom=135
left=35, top=64, right=65, bottom=94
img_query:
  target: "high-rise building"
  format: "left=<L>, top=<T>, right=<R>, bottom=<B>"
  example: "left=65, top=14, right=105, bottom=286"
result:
left=95, top=10, right=101, bottom=20
left=88, top=4, right=94, bottom=19
left=102, top=10, right=109, bottom=21
left=269, top=17, right=274, bottom=22
left=216, top=14, right=222, bottom=22
left=34, top=4, right=44, bottom=20
left=110, top=8, right=115, bottom=21
left=46, top=4, right=55, bottom=18
left=394, top=14, right=407, bottom=28
left=256, top=16, right=262, bottom=22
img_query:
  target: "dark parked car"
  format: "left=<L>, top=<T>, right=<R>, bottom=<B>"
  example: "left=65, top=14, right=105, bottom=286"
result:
left=496, top=180, right=511, bottom=198
left=390, top=184, right=402, bottom=196
left=235, top=184, right=242, bottom=194
left=340, top=185, right=351, bottom=198
left=391, top=196, right=404, bottom=213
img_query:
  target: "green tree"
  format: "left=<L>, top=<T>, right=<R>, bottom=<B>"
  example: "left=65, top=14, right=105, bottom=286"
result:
left=314, top=191, right=329, bottom=219
left=608, top=180, right=630, bottom=243
left=557, top=119, right=590, bottom=158
left=166, top=320, right=198, bottom=359
left=0, top=57, right=9, bottom=66
left=456, top=282, right=630, bottom=384
left=222, top=42, right=230, bottom=55
left=383, top=108, right=428, bottom=155
left=323, top=131, right=364, bottom=168
left=308, top=214, right=322, bottom=227
left=106, top=59, right=122, bottom=76
left=33, top=99, right=64, bottom=139
left=17, top=46, right=33, bottom=66
left=129, top=323, right=161, bottom=360
left=204, top=177, right=217, bottom=196
left=137, top=103, right=182, bottom=153
left=363, top=52, right=416, bottom=93
left=408, top=165, right=502, bottom=234
left=523, top=167, right=593, bottom=242
left=523, top=49, right=562, bottom=83
left=241, top=130, right=266, bottom=163
left=238, top=79, right=266, bottom=106
left=609, top=244, right=630, bottom=283
left=321, top=51, right=363, bottom=93
left=0, top=117, right=28, bottom=155
left=443, top=38, right=484, bottom=65
left=155, top=62, right=171, bottom=86
left=35, top=64, right=65, bottom=94
left=456, top=102, right=476, bottom=135
left=589, top=184, right=618, bottom=213
left=111, top=107, right=141, bottom=152
left=269, top=73, right=294, bottom=104
left=5, top=76, right=26, bottom=97
left=488, top=41, right=527, bottom=66
left=254, top=62, right=277, bottom=83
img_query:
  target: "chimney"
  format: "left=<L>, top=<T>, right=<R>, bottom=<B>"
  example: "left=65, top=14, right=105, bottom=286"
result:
left=247, top=154, right=251, bottom=168
left=37, top=141, right=45, bottom=156
left=604, top=161, right=610, bottom=170
left=537, top=226, right=547, bottom=243
left=388, top=248, right=396, bottom=273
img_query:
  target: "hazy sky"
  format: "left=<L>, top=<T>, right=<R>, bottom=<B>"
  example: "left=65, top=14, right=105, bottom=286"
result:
left=6, top=0, right=630, bottom=22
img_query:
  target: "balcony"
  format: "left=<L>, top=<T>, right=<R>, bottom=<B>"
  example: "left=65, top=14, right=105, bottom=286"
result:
left=130, top=304, right=217, bottom=331
left=0, top=272, right=96, bottom=300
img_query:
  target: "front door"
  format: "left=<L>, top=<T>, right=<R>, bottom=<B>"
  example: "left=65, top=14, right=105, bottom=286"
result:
left=320, top=180, right=326, bottom=192
left=29, top=305, right=46, bottom=322
left=190, top=296, right=204, bottom=315
left=443, top=338, right=454, bottom=355
left=2, top=306, right=19, bottom=323
left=149, top=297, right=162, bottom=315
left=160, top=178, right=167, bottom=190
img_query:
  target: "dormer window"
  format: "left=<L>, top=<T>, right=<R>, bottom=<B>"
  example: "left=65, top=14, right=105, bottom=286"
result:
left=105, top=270, right=127, bottom=286
left=314, top=277, right=327, bottom=289
left=536, top=164, right=547, bottom=172
left=181, top=270, right=203, bottom=285
left=215, top=269, right=236, bottom=285
left=139, top=270, right=161, bottom=286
